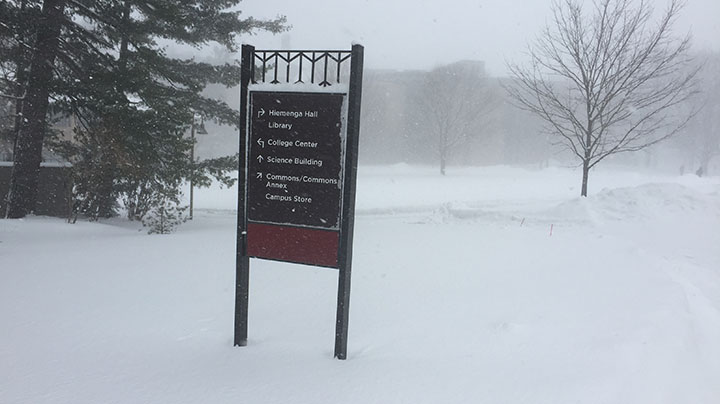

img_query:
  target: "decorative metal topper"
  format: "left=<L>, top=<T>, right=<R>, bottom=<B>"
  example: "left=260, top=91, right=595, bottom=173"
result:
left=252, top=50, right=352, bottom=86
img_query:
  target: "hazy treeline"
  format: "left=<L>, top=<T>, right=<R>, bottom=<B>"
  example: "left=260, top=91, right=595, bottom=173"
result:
left=359, top=64, right=550, bottom=168
left=359, top=51, right=719, bottom=175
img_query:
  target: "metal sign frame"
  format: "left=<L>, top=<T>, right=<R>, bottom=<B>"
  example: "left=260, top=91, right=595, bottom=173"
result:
left=235, top=45, right=364, bottom=360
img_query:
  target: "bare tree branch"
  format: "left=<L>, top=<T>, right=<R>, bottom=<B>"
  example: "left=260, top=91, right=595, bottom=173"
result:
left=0, top=92, right=24, bottom=100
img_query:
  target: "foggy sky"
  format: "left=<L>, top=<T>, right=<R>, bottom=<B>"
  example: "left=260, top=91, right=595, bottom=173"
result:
left=239, top=0, right=720, bottom=75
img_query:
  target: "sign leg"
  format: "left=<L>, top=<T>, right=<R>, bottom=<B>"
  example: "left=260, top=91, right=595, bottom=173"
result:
left=334, top=264, right=352, bottom=359
left=234, top=255, right=249, bottom=346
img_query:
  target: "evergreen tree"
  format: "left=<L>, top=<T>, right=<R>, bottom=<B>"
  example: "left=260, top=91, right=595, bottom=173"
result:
left=141, top=186, right=188, bottom=234
left=1, top=0, right=286, bottom=219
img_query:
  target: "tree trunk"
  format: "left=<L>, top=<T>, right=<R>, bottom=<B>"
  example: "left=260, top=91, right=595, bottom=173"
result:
left=8, top=0, right=29, bottom=196
left=439, top=132, right=447, bottom=176
left=95, top=162, right=116, bottom=218
left=6, top=0, right=66, bottom=218
left=581, top=159, right=590, bottom=197
left=118, top=1, right=131, bottom=74
left=697, top=147, right=712, bottom=177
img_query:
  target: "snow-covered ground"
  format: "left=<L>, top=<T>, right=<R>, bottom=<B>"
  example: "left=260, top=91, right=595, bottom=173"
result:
left=2, top=164, right=719, bottom=404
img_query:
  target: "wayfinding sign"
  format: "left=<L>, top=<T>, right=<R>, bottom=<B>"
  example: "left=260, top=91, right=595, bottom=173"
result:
left=248, top=91, right=344, bottom=230
left=235, top=44, right=364, bottom=361
left=246, top=91, right=346, bottom=268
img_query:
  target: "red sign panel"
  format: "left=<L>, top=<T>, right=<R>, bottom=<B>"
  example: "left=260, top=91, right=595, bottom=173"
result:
left=246, top=223, right=340, bottom=268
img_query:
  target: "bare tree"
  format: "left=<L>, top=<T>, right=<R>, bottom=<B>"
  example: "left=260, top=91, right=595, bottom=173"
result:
left=419, top=61, right=496, bottom=175
left=506, top=0, right=698, bottom=196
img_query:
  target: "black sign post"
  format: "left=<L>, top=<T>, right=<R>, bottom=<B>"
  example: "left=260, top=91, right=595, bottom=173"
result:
left=235, top=45, right=363, bottom=360
left=335, top=44, right=364, bottom=360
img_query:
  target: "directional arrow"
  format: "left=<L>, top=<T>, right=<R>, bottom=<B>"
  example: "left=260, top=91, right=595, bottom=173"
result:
left=257, top=108, right=265, bottom=118
left=256, top=172, right=262, bottom=179
left=257, top=155, right=264, bottom=163
left=257, top=138, right=265, bottom=148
